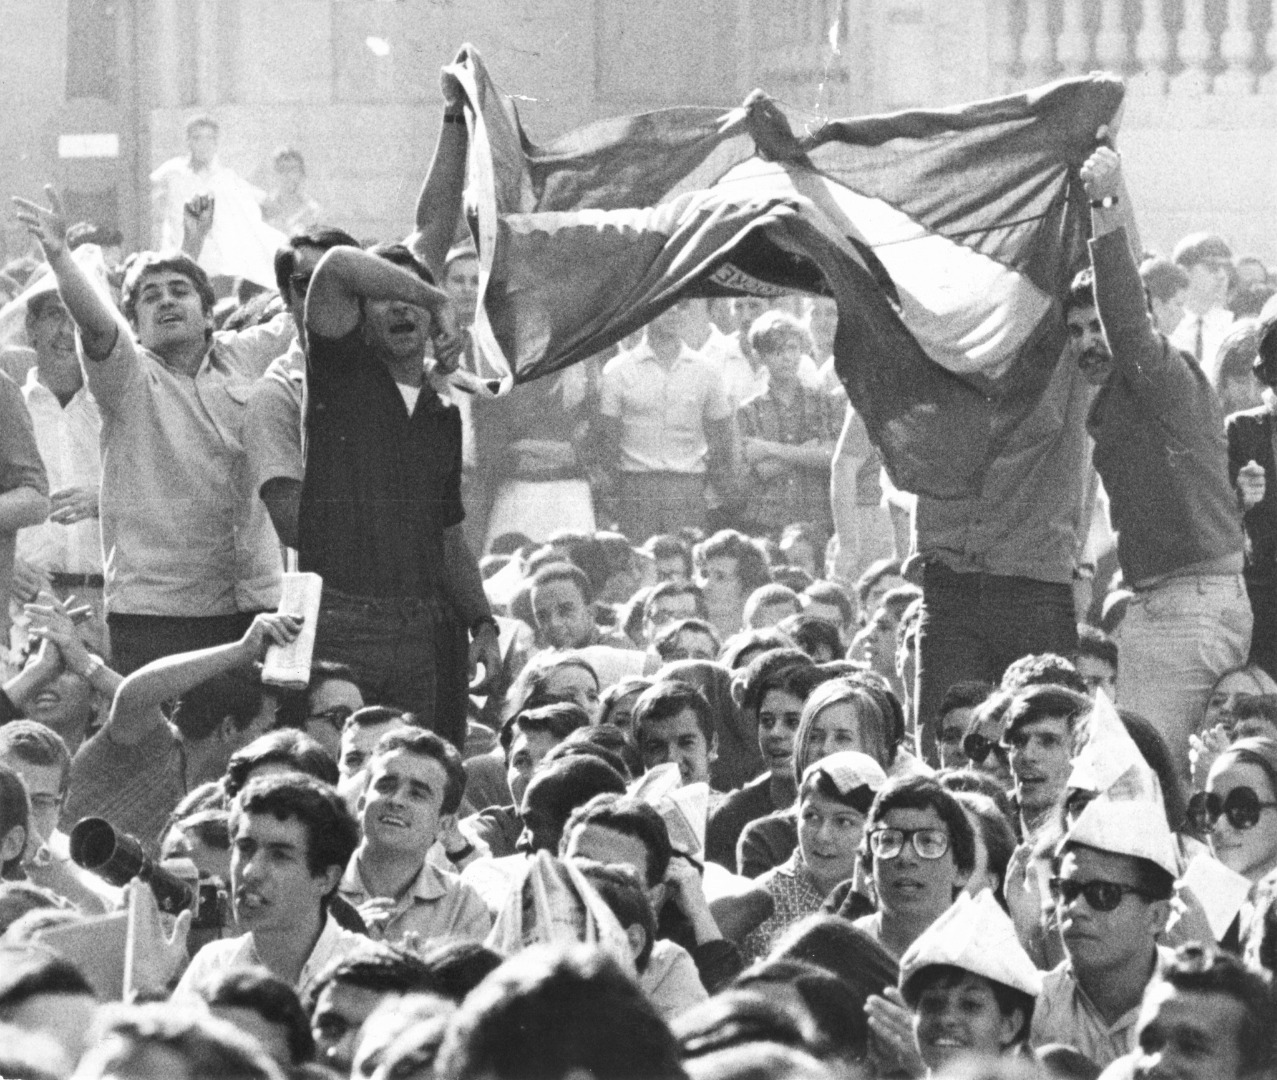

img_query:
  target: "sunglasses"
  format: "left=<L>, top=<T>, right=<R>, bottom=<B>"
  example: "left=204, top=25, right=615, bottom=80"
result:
left=1186, top=786, right=1277, bottom=832
left=289, top=271, right=313, bottom=296
left=306, top=705, right=354, bottom=733
left=868, top=827, right=950, bottom=860
left=961, top=732, right=1007, bottom=766
left=1049, top=876, right=1150, bottom=913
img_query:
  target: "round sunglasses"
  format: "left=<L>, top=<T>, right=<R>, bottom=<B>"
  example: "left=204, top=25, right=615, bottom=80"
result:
left=868, top=827, right=950, bottom=860
left=1049, top=876, right=1151, bottom=913
left=306, top=704, right=354, bottom=733
left=1186, top=786, right=1277, bottom=833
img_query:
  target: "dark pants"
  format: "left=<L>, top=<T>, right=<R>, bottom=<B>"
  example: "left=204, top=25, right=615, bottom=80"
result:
left=313, top=588, right=469, bottom=749
left=614, top=472, right=707, bottom=544
left=915, top=563, right=1077, bottom=764
left=1246, top=575, right=1277, bottom=679
left=107, top=611, right=260, bottom=676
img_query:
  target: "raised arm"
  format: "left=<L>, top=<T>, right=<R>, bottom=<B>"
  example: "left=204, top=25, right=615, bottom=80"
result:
left=105, top=612, right=299, bottom=746
left=305, top=246, right=462, bottom=368
left=408, top=68, right=470, bottom=283
left=12, top=187, right=120, bottom=360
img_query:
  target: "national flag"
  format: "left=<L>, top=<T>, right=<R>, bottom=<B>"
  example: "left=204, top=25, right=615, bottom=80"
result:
left=448, top=46, right=1123, bottom=497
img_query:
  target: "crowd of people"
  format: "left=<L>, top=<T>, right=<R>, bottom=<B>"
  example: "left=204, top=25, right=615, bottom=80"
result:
left=0, top=78, right=1275, bottom=1080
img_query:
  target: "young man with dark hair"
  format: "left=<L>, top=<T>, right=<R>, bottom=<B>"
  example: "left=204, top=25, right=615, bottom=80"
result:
left=14, top=193, right=292, bottom=675
left=178, top=775, right=363, bottom=995
left=63, top=611, right=299, bottom=846
left=1169, top=231, right=1236, bottom=380
left=306, top=942, right=441, bottom=1075
left=641, top=581, right=707, bottom=646
left=562, top=793, right=743, bottom=1005
left=196, top=968, right=314, bottom=1071
left=433, top=944, right=686, bottom=1080
left=1077, top=144, right=1250, bottom=775
left=800, top=580, right=855, bottom=646
left=338, top=728, right=490, bottom=947
left=1139, top=256, right=1190, bottom=336
left=224, top=729, right=339, bottom=798
left=741, top=583, right=802, bottom=631
left=0, top=720, right=115, bottom=913
left=516, top=755, right=628, bottom=855
left=1031, top=798, right=1178, bottom=1069
left=693, top=530, right=773, bottom=639
left=1074, top=625, right=1119, bottom=701
left=0, top=944, right=98, bottom=1068
left=1000, top=651, right=1090, bottom=697
left=651, top=617, right=721, bottom=664
left=935, top=679, right=993, bottom=769
left=529, top=563, right=632, bottom=651
left=1001, top=684, right=1091, bottom=838
left=1129, top=944, right=1274, bottom=1080
left=463, top=702, right=589, bottom=859
left=633, top=680, right=717, bottom=788
left=302, top=233, right=499, bottom=747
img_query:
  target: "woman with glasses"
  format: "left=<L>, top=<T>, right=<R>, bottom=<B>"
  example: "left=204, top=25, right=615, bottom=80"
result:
left=852, top=775, right=976, bottom=960
left=736, top=676, right=901, bottom=878
left=739, top=751, right=887, bottom=961
left=272, top=658, right=364, bottom=761
left=959, top=690, right=1015, bottom=792
left=1190, top=736, right=1277, bottom=948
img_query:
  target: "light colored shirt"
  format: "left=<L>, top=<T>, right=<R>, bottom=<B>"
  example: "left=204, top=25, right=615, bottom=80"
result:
left=641, top=938, right=708, bottom=1021
left=150, top=156, right=283, bottom=288
left=599, top=341, right=731, bottom=474
left=699, top=325, right=764, bottom=409
left=244, top=340, right=305, bottom=496
left=17, top=369, right=102, bottom=574
left=176, top=913, right=366, bottom=997
left=83, top=315, right=292, bottom=616
left=1170, top=306, right=1234, bottom=386
left=1030, top=946, right=1174, bottom=1069
left=338, top=855, right=492, bottom=948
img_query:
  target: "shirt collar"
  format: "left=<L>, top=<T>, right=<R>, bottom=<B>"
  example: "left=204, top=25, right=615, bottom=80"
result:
left=342, top=855, right=449, bottom=904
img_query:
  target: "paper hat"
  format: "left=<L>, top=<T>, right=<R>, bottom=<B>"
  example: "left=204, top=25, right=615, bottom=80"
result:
left=899, top=889, right=1042, bottom=1000
left=0, top=244, right=113, bottom=352
left=1068, top=690, right=1162, bottom=803
left=1061, top=794, right=1180, bottom=877
left=630, top=763, right=709, bottom=860
left=802, top=751, right=888, bottom=797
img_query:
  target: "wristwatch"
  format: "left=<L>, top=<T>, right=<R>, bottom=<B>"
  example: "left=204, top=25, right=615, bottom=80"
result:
left=469, top=614, right=499, bottom=637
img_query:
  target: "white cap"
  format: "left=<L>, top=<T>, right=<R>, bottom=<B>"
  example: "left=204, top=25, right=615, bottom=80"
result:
left=803, top=751, right=888, bottom=799
left=630, top=763, right=708, bottom=859
left=1062, top=794, right=1180, bottom=877
left=899, top=889, right=1042, bottom=1000
left=1067, top=690, right=1161, bottom=803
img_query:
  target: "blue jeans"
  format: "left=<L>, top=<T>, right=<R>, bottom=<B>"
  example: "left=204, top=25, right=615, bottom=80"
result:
left=1115, top=573, right=1252, bottom=778
left=313, top=588, right=469, bottom=749
left=915, top=564, right=1078, bottom=763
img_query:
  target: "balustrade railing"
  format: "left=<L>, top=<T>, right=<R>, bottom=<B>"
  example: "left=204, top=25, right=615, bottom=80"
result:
left=993, top=0, right=1276, bottom=95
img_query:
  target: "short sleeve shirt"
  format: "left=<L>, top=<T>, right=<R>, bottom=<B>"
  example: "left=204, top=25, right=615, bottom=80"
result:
left=299, top=327, right=464, bottom=599
left=81, top=317, right=289, bottom=615
left=599, top=343, right=732, bottom=474
left=244, top=340, right=305, bottom=495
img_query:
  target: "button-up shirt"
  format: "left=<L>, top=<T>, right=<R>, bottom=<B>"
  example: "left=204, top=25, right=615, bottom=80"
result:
left=338, top=855, right=492, bottom=949
left=1031, top=946, right=1173, bottom=1069
left=600, top=342, right=732, bottom=474
left=176, top=913, right=366, bottom=997
left=84, top=315, right=291, bottom=616
left=1170, top=306, right=1234, bottom=385
left=17, top=369, right=102, bottom=575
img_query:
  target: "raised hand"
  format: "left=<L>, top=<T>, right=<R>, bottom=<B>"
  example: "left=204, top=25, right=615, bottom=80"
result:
left=430, top=299, right=466, bottom=374
left=183, top=193, right=215, bottom=242
left=239, top=611, right=302, bottom=660
left=12, top=185, right=69, bottom=261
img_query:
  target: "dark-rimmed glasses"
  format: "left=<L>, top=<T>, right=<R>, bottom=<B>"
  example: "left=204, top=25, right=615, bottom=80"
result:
left=306, top=705, right=353, bottom=734
left=1049, top=876, right=1150, bottom=913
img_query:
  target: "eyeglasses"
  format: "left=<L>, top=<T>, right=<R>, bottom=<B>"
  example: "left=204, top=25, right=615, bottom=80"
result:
left=868, top=827, right=950, bottom=860
left=1186, top=786, right=1277, bottom=832
left=961, top=732, right=1007, bottom=766
left=289, top=271, right=313, bottom=296
left=306, top=705, right=353, bottom=733
left=1049, top=876, right=1150, bottom=913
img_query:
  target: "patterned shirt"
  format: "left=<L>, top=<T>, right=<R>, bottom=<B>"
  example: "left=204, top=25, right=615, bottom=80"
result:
left=737, top=382, right=842, bottom=533
left=740, top=850, right=831, bottom=962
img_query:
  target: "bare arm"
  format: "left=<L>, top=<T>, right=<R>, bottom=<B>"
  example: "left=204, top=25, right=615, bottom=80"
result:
left=305, top=246, right=461, bottom=363
left=12, top=187, right=120, bottom=360
left=105, top=613, right=299, bottom=745
left=705, top=414, right=741, bottom=498
left=831, top=407, right=868, bottom=583
left=0, top=487, right=48, bottom=533
left=409, top=69, right=470, bottom=282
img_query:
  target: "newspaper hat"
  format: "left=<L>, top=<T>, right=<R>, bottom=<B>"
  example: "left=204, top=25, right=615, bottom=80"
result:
left=802, top=751, right=888, bottom=804
left=0, top=244, right=112, bottom=351
left=630, top=762, right=708, bottom=860
left=899, top=889, right=1042, bottom=1001
left=485, top=850, right=635, bottom=974
left=1061, top=791, right=1180, bottom=877
left=1067, top=690, right=1162, bottom=803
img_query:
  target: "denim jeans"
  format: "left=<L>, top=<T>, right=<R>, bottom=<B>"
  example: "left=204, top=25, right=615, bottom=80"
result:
left=915, top=564, right=1078, bottom=763
left=313, top=588, right=469, bottom=749
left=1115, top=573, right=1252, bottom=778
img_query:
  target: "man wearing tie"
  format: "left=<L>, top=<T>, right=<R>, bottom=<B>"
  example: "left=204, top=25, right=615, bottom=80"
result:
left=1169, top=232, right=1235, bottom=384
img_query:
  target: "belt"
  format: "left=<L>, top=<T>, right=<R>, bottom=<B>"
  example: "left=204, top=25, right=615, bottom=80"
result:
left=49, top=573, right=105, bottom=589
